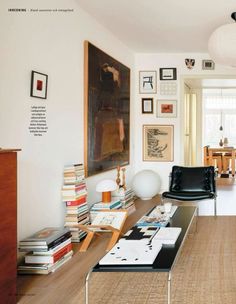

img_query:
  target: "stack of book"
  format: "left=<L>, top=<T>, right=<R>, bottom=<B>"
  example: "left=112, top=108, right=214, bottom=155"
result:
left=18, top=227, right=73, bottom=274
left=112, top=187, right=136, bottom=215
left=90, top=199, right=122, bottom=221
left=62, top=163, right=90, bottom=242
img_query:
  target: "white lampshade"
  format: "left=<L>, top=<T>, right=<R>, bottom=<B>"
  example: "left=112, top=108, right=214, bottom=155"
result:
left=132, top=170, right=161, bottom=200
left=208, top=14, right=236, bottom=67
left=96, top=179, right=117, bottom=192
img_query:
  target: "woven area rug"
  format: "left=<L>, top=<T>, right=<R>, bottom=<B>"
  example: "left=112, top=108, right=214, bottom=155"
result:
left=77, top=217, right=236, bottom=304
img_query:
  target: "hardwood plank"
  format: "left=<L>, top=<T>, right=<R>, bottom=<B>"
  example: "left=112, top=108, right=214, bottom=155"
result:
left=17, top=197, right=159, bottom=303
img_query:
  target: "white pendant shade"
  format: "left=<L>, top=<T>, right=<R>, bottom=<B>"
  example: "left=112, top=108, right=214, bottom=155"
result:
left=208, top=22, right=236, bottom=68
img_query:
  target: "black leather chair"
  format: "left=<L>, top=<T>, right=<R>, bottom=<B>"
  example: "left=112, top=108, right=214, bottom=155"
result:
left=162, top=166, right=217, bottom=216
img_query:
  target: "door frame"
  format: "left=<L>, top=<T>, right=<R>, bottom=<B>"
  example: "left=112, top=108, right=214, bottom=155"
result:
left=180, top=75, right=236, bottom=166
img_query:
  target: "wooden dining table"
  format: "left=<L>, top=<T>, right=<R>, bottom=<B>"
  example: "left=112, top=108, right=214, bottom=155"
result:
left=208, top=147, right=236, bottom=176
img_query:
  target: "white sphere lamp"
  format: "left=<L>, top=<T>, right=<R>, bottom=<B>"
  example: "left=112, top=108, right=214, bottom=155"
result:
left=132, top=170, right=161, bottom=200
left=208, top=12, right=236, bottom=67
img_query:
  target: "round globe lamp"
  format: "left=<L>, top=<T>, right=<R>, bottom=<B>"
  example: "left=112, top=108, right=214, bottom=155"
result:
left=96, top=179, right=117, bottom=203
left=208, top=13, right=236, bottom=67
left=132, top=170, right=161, bottom=200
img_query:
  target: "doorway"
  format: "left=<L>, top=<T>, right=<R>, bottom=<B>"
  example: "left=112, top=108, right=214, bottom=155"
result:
left=181, top=76, right=236, bottom=166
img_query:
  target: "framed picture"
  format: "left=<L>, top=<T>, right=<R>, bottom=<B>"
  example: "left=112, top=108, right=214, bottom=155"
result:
left=157, top=100, right=177, bottom=118
left=159, top=68, right=177, bottom=81
left=160, top=82, right=177, bottom=95
left=202, top=60, right=215, bottom=70
left=30, top=71, right=48, bottom=99
left=84, top=41, right=130, bottom=177
left=142, top=98, right=153, bottom=114
left=143, top=124, right=174, bottom=162
left=139, top=71, right=157, bottom=94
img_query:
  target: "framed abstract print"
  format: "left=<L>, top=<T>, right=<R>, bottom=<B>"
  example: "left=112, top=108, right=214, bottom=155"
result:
left=159, top=68, right=177, bottom=81
left=157, top=100, right=177, bottom=118
left=84, top=41, right=130, bottom=176
left=142, top=98, right=153, bottom=114
left=30, top=71, right=48, bottom=99
left=143, top=125, right=174, bottom=162
left=139, top=71, right=157, bottom=94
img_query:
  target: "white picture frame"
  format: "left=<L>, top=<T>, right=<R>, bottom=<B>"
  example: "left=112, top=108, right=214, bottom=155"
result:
left=157, top=99, right=177, bottom=118
left=139, top=71, right=157, bottom=94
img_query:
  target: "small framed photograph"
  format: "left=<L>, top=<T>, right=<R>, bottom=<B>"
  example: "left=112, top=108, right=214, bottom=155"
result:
left=202, top=60, right=215, bottom=70
left=143, top=124, right=174, bottom=162
left=157, top=100, right=177, bottom=118
left=139, top=71, right=157, bottom=94
left=142, top=98, right=153, bottom=114
left=30, top=71, right=48, bottom=99
left=160, top=68, right=177, bottom=81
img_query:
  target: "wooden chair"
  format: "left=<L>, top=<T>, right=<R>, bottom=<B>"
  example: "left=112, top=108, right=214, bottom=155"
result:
left=222, top=148, right=236, bottom=176
left=203, top=146, right=222, bottom=174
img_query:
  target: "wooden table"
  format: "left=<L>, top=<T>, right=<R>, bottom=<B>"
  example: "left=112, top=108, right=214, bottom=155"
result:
left=208, top=147, right=236, bottom=176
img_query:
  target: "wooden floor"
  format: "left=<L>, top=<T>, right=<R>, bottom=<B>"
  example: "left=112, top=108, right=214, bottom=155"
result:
left=17, top=179, right=236, bottom=304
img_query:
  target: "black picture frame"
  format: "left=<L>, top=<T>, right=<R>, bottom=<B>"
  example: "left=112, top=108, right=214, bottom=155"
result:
left=159, top=68, right=177, bottom=81
left=30, top=71, right=48, bottom=99
left=142, top=98, right=153, bottom=114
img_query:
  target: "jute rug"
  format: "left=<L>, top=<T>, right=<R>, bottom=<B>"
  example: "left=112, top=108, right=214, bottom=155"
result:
left=77, top=217, right=236, bottom=304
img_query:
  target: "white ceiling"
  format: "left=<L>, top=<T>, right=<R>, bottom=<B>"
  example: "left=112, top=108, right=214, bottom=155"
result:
left=76, top=0, right=236, bottom=53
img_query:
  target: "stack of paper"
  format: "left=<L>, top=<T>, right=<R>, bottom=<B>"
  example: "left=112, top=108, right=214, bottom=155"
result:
left=99, top=239, right=162, bottom=265
left=152, top=227, right=182, bottom=245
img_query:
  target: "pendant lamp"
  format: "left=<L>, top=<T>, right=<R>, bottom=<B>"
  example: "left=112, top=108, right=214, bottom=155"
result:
left=208, top=12, right=236, bottom=67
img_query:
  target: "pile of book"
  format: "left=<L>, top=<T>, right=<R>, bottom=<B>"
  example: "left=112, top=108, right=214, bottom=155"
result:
left=112, top=187, right=136, bottom=215
left=90, top=199, right=122, bottom=221
left=62, top=163, right=90, bottom=242
left=18, top=227, right=73, bottom=275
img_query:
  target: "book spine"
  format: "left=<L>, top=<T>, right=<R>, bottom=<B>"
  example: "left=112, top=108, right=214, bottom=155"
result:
left=47, top=232, right=72, bottom=249
left=25, top=243, right=72, bottom=264
left=66, top=197, right=87, bottom=206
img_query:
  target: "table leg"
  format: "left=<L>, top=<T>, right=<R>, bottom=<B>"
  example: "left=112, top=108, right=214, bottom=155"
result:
left=232, top=151, right=235, bottom=176
left=208, top=150, right=213, bottom=166
left=167, top=271, right=171, bottom=304
left=85, top=269, right=93, bottom=304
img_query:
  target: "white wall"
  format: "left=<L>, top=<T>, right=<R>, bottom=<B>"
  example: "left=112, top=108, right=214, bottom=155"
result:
left=135, top=53, right=236, bottom=214
left=0, top=0, right=135, bottom=241
left=1, top=2, right=236, bottom=240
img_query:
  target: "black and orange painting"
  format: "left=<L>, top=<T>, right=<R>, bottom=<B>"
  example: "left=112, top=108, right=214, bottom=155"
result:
left=84, top=41, right=130, bottom=176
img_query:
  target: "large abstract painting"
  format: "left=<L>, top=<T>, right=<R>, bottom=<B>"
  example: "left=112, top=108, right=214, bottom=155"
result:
left=84, top=41, right=130, bottom=176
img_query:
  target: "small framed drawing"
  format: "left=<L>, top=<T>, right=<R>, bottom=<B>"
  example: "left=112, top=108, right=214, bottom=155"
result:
left=139, top=71, right=157, bottom=94
left=202, top=60, right=215, bottom=70
left=142, top=98, right=153, bottom=114
left=143, top=124, right=174, bottom=162
left=30, top=70, right=48, bottom=99
left=157, top=100, right=177, bottom=118
left=159, top=68, right=177, bottom=81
